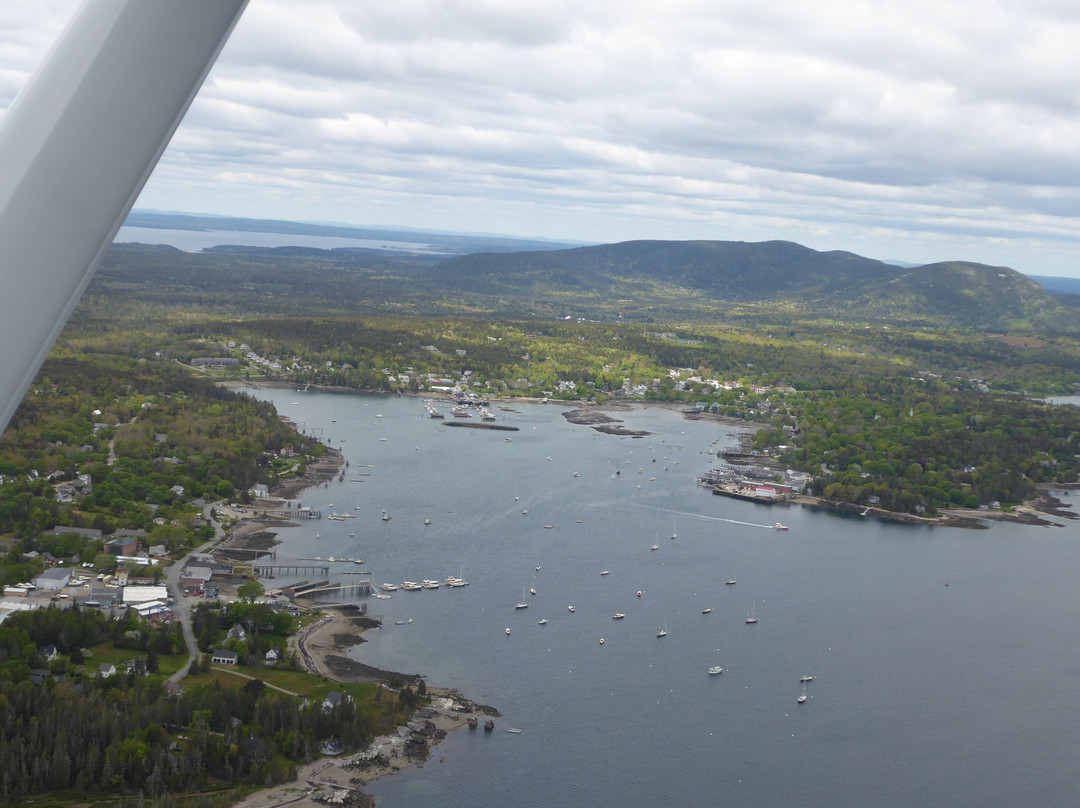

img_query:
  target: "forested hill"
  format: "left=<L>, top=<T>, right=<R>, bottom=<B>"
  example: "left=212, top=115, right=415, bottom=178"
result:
left=430, top=239, right=1061, bottom=327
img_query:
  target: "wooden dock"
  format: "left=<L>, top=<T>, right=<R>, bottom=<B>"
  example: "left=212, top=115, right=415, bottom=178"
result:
left=255, top=564, right=329, bottom=578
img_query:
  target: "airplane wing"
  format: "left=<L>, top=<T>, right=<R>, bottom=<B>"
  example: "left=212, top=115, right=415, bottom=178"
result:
left=0, top=0, right=249, bottom=433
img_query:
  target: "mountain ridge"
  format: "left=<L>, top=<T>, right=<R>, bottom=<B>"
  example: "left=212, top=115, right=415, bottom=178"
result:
left=429, top=239, right=1061, bottom=328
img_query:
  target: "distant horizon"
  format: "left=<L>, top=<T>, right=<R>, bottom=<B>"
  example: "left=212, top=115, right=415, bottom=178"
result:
left=11, top=3, right=1080, bottom=278
left=118, top=208, right=1080, bottom=282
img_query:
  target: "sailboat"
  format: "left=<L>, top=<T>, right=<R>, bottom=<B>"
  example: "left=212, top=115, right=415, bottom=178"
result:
left=657, top=617, right=668, bottom=638
left=797, top=683, right=808, bottom=703
left=515, top=586, right=530, bottom=609
left=745, top=602, right=758, bottom=624
left=671, top=518, right=678, bottom=540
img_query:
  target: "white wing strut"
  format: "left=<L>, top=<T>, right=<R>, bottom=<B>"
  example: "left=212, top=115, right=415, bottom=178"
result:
left=0, top=0, right=249, bottom=433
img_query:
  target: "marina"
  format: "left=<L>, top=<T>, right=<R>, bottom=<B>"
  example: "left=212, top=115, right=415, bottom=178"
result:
left=249, top=389, right=1080, bottom=808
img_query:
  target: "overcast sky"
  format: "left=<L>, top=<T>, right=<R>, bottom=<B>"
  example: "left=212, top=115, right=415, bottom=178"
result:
left=5, top=1, right=1080, bottom=276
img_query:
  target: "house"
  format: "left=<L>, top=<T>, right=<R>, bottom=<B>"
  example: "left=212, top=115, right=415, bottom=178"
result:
left=211, top=649, right=238, bottom=665
left=98, top=662, right=117, bottom=678
left=320, top=738, right=345, bottom=756
left=248, top=483, right=270, bottom=499
left=322, top=690, right=349, bottom=711
left=226, top=624, right=247, bottom=642
left=264, top=648, right=280, bottom=665
left=40, top=644, right=59, bottom=662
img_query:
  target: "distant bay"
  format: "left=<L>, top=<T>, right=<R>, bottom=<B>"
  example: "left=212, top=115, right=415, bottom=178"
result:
left=114, top=225, right=435, bottom=253
left=249, top=389, right=1080, bottom=808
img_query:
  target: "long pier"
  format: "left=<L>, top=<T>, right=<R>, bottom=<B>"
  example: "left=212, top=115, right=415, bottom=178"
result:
left=267, top=509, right=321, bottom=519
left=255, top=564, right=330, bottom=578
left=292, top=578, right=374, bottom=597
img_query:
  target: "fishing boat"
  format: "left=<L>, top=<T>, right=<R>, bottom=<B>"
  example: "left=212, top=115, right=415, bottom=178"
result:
left=708, top=666, right=723, bottom=675
left=613, top=613, right=626, bottom=620
left=773, top=522, right=789, bottom=531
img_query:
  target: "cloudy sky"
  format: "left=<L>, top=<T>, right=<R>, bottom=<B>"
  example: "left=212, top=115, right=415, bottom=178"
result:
left=4, top=1, right=1080, bottom=276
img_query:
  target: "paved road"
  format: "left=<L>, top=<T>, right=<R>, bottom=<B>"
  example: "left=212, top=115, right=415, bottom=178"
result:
left=165, top=500, right=226, bottom=684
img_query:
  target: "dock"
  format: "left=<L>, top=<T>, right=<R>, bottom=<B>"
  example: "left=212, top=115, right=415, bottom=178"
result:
left=254, top=564, right=330, bottom=578
left=440, top=421, right=520, bottom=431
left=711, top=484, right=779, bottom=505
left=267, top=509, right=321, bottom=519
left=291, top=578, right=375, bottom=597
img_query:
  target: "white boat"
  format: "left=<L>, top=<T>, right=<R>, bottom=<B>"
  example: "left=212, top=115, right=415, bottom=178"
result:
left=651, top=544, right=660, bottom=551
left=702, top=607, right=712, bottom=614
left=725, top=576, right=736, bottom=585
left=798, top=683, right=808, bottom=703
left=375, top=593, right=391, bottom=600
left=774, top=522, right=789, bottom=531
left=613, top=613, right=626, bottom=619
left=800, top=674, right=815, bottom=683
left=506, top=727, right=522, bottom=733
left=522, top=508, right=528, bottom=515
left=538, top=618, right=548, bottom=625
left=505, top=628, right=511, bottom=635
left=600, top=570, right=610, bottom=576
left=708, top=666, right=723, bottom=675
left=657, top=618, right=668, bottom=638
left=382, top=510, right=392, bottom=521
left=671, top=519, right=678, bottom=540
left=402, top=581, right=422, bottom=591
left=422, top=579, right=440, bottom=589
left=424, top=518, right=432, bottom=525
left=380, top=583, right=398, bottom=591
left=516, top=586, right=530, bottom=609
left=568, top=605, right=575, bottom=613
left=746, top=602, right=758, bottom=624
left=543, top=525, right=553, bottom=529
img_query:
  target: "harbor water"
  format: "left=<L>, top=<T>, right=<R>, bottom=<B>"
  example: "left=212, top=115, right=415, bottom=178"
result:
left=250, top=389, right=1080, bottom=808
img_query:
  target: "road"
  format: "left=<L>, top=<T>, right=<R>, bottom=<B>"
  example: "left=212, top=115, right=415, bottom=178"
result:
left=165, top=500, right=226, bottom=684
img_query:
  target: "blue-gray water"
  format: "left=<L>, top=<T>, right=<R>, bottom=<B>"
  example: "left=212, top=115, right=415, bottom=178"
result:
left=249, top=389, right=1080, bottom=808
left=114, top=226, right=434, bottom=253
